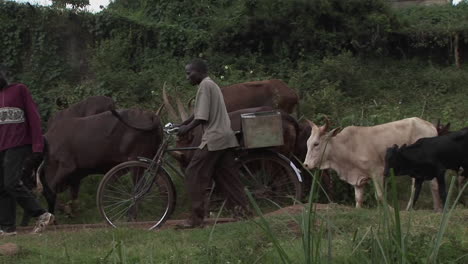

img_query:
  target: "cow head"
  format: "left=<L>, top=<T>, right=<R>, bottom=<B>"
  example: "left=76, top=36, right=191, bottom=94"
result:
left=173, top=128, right=199, bottom=168
left=162, top=85, right=198, bottom=168
left=303, top=118, right=339, bottom=169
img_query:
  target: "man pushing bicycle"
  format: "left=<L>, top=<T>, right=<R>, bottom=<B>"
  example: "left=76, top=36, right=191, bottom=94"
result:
left=176, top=59, right=251, bottom=228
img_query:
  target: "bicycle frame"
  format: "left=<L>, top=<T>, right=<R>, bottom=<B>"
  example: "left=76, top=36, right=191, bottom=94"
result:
left=138, top=130, right=303, bottom=184
left=98, top=124, right=304, bottom=229
left=133, top=130, right=200, bottom=196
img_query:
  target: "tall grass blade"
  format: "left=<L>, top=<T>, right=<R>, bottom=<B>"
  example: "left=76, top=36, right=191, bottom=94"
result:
left=389, top=171, right=407, bottom=264
left=428, top=177, right=468, bottom=263
left=372, top=228, right=389, bottom=264
left=245, top=188, right=291, bottom=264
left=208, top=199, right=226, bottom=244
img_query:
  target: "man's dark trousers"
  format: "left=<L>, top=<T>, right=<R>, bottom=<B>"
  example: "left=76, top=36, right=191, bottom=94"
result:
left=0, top=145, right=45, bottom=232
left=185, top=147, right=249, bottom=226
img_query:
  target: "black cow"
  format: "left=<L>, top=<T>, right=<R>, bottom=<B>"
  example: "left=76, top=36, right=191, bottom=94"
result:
left=384, top=128, right=468, bottom=209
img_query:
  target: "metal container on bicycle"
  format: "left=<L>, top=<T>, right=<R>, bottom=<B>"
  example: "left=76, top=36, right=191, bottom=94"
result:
left=240, top=110, right=284, bottom=149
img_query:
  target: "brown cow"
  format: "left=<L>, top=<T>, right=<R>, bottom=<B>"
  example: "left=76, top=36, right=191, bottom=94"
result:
left=20, top=96, right=117, bottom=225
left=174, top=106, right=300, bottom=169
left=164, top=79, right=299, bottom=122
left=303, top=117, right=442, bottom=210
left=46, top=95, right=116, bottom=129
left=41, top=108, right=163, bottom=216
left=221, top=79, right=298, bottom=113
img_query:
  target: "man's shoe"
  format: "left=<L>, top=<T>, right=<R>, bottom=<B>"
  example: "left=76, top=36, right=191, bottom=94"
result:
left=0, top=230, right=17, bottom=237
left=32, top=212, right=54, bottom=234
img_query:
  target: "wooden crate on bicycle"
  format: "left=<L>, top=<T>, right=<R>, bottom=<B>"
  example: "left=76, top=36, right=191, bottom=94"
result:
left=240, top=111, right=284, bottom=149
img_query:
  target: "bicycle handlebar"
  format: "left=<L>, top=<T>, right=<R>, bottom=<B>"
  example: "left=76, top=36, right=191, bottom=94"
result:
left=164, top=122, right=180, bottom=135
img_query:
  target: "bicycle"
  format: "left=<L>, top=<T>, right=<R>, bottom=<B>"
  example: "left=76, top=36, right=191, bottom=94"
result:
left=96, top=123, right=303, bottom=230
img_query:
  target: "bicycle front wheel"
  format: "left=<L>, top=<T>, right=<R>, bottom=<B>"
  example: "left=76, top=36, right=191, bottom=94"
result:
left=97, top=160, right=176, bottom=230
left=239, top=152, right=302, bottom=212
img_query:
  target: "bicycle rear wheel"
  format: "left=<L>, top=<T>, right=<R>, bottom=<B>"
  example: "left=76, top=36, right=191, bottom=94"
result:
left=238, top=151, right=302, bottom=213
left=97, top=160, right=176, bottom=230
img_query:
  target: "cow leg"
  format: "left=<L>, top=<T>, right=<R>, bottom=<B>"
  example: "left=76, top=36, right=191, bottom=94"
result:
left=413, top=178, right=424, bottom=209
left=354, top=185, right=365, bottom=208
left=406, top=178, right=416, bottom=211
left=42, top=185, right=57, bottom=215
left=41, top=168, right=58, bottom=222
left=322, top=170, right=334, bottom=202
left=430, top=178, right=443, bottom=212
left=67, top=178, right=82, bottom=217
left=436, top=171, right=447, bottom=210
left=371, top=173, right=385, bottom=206
left=459, top=173, right=467, bottom=207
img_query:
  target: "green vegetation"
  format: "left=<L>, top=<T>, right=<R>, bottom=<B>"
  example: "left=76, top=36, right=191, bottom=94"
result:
left=1, top=2, right=468, bottom=261
left=3, top=207, right=468, bottom=263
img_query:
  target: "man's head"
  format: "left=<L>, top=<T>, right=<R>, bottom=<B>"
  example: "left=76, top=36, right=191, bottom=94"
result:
left=185, top=59, right=208, bottom=86
left=0, top=66, right=8, bottom=90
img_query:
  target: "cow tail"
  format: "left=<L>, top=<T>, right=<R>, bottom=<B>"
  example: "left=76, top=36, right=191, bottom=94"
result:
left=281, top=111, right=300, bottom=134
left=280, top=111, right=301, bottom=153
left=110, top=110, right=158, bottom=132
left=295, top=100, right=301, bottom=120
left=38, top=138, right=58, bottom=213
left=34, top=138, right=49, bottom=194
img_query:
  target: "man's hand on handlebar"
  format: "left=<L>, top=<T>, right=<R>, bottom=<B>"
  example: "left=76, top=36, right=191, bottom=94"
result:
left=177, top=125, right=190, bottom=137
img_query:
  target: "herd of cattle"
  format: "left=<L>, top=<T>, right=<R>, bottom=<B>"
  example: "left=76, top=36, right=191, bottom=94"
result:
left=21, top=79, right=467, bottom=225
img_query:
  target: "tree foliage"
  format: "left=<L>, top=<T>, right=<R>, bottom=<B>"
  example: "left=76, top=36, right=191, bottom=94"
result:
left=1, top=0, right=467, bottom=125
left=52, top=0, right=90, bottom=9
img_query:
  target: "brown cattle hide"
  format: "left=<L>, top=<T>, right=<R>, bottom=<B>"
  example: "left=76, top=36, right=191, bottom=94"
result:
left=221, top=79, right=299, bottom=114
left=44, top=108, right=162, bottom=194
left=47, top=95, right=116, bottom=129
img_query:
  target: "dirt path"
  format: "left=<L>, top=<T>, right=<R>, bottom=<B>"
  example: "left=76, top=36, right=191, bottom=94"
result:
left=15, top=218, right=237, bottom=234
left=15, top=203, right=344, bottom=234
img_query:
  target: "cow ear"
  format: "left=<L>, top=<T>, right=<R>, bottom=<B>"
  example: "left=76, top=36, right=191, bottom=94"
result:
left=445, top=123, right=451, bottom=131
left=326, top=127, right=340, bottom=138
left=331, top=127, right=341, bottom=137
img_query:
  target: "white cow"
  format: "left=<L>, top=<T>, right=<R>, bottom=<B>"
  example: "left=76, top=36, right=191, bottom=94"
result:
left=303, top=117, right=442, bottom=210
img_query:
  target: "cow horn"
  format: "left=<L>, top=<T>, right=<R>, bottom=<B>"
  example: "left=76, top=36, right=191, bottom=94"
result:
left=305, top=119, right=314, bottom=127
left=162, top=83, right=180, bottom=121
left=319, top=116, right=330, bottom=135
left=323, top=116, right=330, bottom=131
left=155, top=104, right=164, bottom=116
left=187, top=96, right=196, bottom=113
left=445, top=122, right=451, bottom=131
left=176, top=96, right=188, bottom=121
